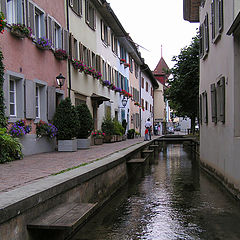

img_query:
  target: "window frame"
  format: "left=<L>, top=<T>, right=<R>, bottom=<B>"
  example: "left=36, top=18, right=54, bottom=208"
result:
left=211, top=0, right=223, bottom=43
left=85, top=0, right=96, bottom=30
left=9, top=78, right=17, bottom=117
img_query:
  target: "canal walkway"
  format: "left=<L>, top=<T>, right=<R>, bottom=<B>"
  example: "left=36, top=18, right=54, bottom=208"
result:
left=0, top=137, right=148, bottom=193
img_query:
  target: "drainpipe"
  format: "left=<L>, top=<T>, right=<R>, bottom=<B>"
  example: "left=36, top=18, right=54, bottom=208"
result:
left=66, top=0, right=72, bottom=98
left=139, top=69, right=142, bottom=136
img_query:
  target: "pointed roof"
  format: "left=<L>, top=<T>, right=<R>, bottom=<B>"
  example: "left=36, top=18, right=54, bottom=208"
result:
left=153, top=57, right=170, bottom=76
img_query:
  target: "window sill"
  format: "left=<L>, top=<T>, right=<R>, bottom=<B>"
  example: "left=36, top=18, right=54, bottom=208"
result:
left=212, top=32, right=221, bottom=44
left=8, top=117, right=22, bottom=123
left=86, top=22, right=95, bottom=31
left=102, top=41, right=108, bottom=48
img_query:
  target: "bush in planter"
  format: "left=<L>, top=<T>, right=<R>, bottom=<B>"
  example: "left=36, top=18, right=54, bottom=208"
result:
left=75, top=104, right=93, bottom=139
left=101, top=116, right=114, bottom=136
left=53, top=98, right=79, bottom=140
left=122, top=119, right=127, bottom=134
left=0, top=128, right=23, bottom=163
left=113, top=120, right=124, bottom=136
left=127, top=129, right=135, bottom=139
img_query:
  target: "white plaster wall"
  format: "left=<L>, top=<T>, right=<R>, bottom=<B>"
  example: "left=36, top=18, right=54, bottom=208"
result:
left=199, top=0, right=240, bottom=190
left=141, top=72, right=154, bottom=136
left=154, top=82, right=165, bottom=123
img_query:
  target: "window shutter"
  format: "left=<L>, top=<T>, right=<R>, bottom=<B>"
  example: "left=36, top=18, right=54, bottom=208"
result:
left=47, top=15, right=53, bottom=44
left=87, top=49, right=91, bottom=67
left=101, top=20, right=104, bottom=41
left=63, top=29, right=69, bottom=54
left=3, top=74, right=9, bottom=116
left=205, top=14, right=209, bottom=52
left=85, top=0, right=89, bottom=23
left=28, top=1, right=35, bottom=36
left=211, top=1, right=215, bottom=40
left=47, top=86, right=56, bottom=121
left=25, top=79, right=35, bottom=119
left=79, top=42, right=83, bottom=62
left=219, top=0, right=223, bottom=32
left=69, top=33, right=74, bottom=60
left=203, top=91, right=208, bottom=123
left=199, top=94, right=202, bottom=125
left=219, top=77, right=225, bottom=123
left=41, top=14, right=46, bottom=40
left=107, top=28, right=111, bottom=46
left=0, top=0, right=7, bottom=17
left=210, top=83, right=217, bottom=123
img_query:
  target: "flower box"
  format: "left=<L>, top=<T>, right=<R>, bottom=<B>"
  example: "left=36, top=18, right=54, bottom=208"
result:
left=124, top=63, right=130, bottom=68
left=54, top=49, right=68, bottom=60
left=35, top=37, right=52, bottom=50
left=94, top=138, right=103, bottom=145
left=10, top=28, right=26, bottom=38
left=58, top=139, right=77, bottom=152
left=120, top=59, right=126, bottom=64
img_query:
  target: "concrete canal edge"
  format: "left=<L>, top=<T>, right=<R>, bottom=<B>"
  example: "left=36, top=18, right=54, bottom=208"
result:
left=0, top=139, right=158, bottom=240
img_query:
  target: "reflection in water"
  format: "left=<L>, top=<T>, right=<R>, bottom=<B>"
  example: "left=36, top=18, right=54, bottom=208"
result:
left=71, top=144, right=240, bottom=240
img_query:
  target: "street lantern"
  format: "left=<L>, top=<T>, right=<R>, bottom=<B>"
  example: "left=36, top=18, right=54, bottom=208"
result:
left=56, top=73, right=65, bottom=89
left=122, top=96, right=128, bottom=107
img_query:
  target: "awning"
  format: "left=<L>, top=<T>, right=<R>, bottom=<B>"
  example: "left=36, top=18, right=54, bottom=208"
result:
left=91, top=93, right=110, bottom=108
left=227, top=12, right=240, bottom=35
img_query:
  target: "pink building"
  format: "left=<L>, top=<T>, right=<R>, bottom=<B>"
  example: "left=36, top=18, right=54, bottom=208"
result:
left=0, top=0, right=68, bottom=155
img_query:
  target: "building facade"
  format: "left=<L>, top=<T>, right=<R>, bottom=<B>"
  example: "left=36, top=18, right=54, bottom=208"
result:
left=184, top=0, right=240, bottom=195
left=1, top=0, right=68, bottom=155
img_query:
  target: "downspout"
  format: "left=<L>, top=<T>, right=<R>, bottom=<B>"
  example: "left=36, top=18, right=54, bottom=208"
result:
left=66, top=0, right=72, bottom=98
left=139, top=69, right=142, bottom=136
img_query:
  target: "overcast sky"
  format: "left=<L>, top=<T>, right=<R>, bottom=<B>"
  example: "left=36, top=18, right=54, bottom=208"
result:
left=108, top=0, right=199, bottom=70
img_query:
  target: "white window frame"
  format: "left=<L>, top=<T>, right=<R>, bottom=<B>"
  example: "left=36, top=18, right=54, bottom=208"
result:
left=54, top=22, right=62, bottom=50
left=9, top=78, right=16, bottom=117
left=6, top=0, right=23, bottom=25
left=35, top=85, right=40, bottom=119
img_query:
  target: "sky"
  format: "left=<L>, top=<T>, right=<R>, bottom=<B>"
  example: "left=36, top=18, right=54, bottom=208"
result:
left=108, top=0, right=199, bottom=70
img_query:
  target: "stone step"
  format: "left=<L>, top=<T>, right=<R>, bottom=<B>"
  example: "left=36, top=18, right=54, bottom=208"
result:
left=27, top=202, right=97, bottom=231
left=127, top=158, right=147, bottom=164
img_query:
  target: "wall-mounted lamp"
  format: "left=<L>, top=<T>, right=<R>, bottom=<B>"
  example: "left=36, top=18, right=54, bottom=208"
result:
left=56, top=73, right=65, bottom=89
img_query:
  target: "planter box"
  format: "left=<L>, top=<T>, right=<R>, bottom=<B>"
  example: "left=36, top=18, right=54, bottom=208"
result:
left=54, top=52, right=68, bottom=60
left=104, top=135, right=114, bottom=143
left=122, top=135, right=127, bottom=141
left=58, top=139, right=77, bottom=152
left=36, top=43, right=51, bottom=50
left=77, top=139, right=90, bottom=149
left=10, top=28, right=26, bottom=38
left=94, top=138, right=103, bottom=145
left=116, top=135, right=122, bottom=142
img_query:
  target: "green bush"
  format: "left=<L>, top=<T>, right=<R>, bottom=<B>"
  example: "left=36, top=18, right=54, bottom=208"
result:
left=101, top=116, right=114, bottom=136
left=113, top=120, right=124, bottom=136
left=53, top=98, right=79, bottom=140
left=127, top=129, right=135, bottom=139
left=0, top=128, right=23, bottom=163
left=122, top=119, right=127, bottom=134
left=75, top=104, right=94, bottom=139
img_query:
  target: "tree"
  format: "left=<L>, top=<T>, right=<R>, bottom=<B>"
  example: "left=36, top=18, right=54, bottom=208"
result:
left=75, top=103, right=94, bottom=139
left=164, top=35, right=199, bottom=133
left=53, top=98, right=79, bottom=140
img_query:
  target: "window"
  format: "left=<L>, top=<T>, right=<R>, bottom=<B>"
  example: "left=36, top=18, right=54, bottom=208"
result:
left=211, top=0, right=223, bottom=41
left=6, top=0, right=23, bottom=24
left=135, top=63, right=139, bottom=78
left=150, top=104, right=152, bottom=112
left=73, top=38, right=78, bottom=60
left=86, top=0, right=95, bottom=30
left=54, top=22, right=62, bottom=49
left=9, top=79, right=16, bottom=117
left=145, top=101, right=148, bottom=111
left=202, top=91, right=208, bottom=124
left=111, top=33, right=118, bottom=54
left=101, top=20, right=110, bottom=45
left=146, top=82, right=149, bottom=92
left=29, top=2, right=45, bottom=39
left=35, top=85, right=40, bottom=119
left=4, top=72, right=24, bottom=120
left=129, top=56, right=133, bottom=73
left=120, top=46, right=126, bottom=60
left=92, top=52, right=96, bottom=69
left=141, top=99, right=144, bottom=108
left=70, top=0, right=82, bottom=16
left=141, top=77, right=144, bottom=88
left=200, top=14, right=209, bottom=58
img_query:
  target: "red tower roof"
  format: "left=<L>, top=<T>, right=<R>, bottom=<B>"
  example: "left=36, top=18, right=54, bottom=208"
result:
left=153, top=57, right=170, bottom=86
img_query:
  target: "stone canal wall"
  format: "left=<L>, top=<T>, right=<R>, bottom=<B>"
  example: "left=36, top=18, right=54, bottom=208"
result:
left=0, top=140, right=155, bottom=240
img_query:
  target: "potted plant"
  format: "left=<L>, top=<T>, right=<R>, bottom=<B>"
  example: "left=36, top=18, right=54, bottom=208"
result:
left=53, top=98, right=79, bottom=151
left=35, top=37, right=52, bottom=50
left=36, top=120, right=58, bottom=139
left=127, top=129, right=135, bottom=139
left=75, top=103, right=94, bottom=149
left=54, top=49, right=68, bottom=60
left=91, top=130, right=105, bottom=145
left=101, top=116, right=115, bottom=143
left=120, top=58, right=126, bottom=64
left=113, top=120, right=124, bottom=141
left=0, top=12, right=7, bottom=34
left=124, top=63, right=130, bottom=68
left=10, top=23, right=31, bottom=38
left=72, top=59, right=84, bottom=71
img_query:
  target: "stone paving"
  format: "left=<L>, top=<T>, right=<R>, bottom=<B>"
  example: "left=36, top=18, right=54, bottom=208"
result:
left=0, top=137, right=147, bottom=193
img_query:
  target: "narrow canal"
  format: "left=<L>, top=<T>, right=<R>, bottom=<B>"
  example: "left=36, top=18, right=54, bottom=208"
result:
left=71, top=144, right=240, bottom=240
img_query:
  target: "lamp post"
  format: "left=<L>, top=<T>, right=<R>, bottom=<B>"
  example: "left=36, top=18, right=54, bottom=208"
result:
left=56, top=73, right=65, bottom=89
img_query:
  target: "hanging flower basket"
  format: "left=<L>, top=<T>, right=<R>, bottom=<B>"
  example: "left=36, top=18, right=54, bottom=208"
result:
left=35, top=37, right=52, bottom=50
left=54, top=49, right=68, bottom=60
left=120, top=58, right=126, bottom=64
left=102, top=80, right=111, bottom=87
left=124, top=63, right=130, bottom=68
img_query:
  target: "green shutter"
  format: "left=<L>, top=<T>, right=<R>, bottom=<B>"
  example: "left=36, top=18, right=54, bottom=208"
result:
left=210, top=83, right=217, bottom=123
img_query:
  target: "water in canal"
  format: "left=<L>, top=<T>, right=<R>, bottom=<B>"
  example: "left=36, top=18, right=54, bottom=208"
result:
left=71, top=144, right=240, bottom=240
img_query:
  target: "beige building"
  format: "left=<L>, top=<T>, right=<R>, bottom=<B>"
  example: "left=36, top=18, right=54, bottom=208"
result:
left=184, top=0, right=240, bottom=196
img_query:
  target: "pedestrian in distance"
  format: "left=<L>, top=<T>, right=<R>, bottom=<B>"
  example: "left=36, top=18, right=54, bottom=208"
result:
left=145, top=118, right=152, bottom=141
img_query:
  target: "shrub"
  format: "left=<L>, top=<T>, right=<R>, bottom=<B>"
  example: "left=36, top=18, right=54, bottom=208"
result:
left=9, top=119, right=31, bottom=138
left=36, top=120, right=58, bottom=139
left=127, top=129, right=135, bottom=139
left=0, top=128, right=23, bottom=163
left=122, top=119, right=127, bottom=134
left=53, top=98, right=79, bottom=140
left=113, top=120, right=124, bottom=136
left=101, top=116, right=114, bottom=136
left=75, top=104, right=94, bottom=139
